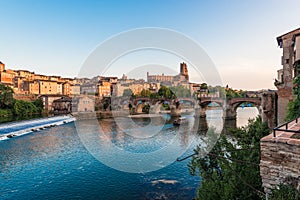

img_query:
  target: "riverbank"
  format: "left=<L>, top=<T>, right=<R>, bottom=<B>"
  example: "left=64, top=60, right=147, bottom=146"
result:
left=0, top=115, right=76, bottom=141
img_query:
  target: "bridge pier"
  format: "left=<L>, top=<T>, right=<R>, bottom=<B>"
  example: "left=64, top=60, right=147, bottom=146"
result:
left=260, top=91, right=277, bottom=129
left=223, top=106, right=237, bottom=121
left=170, top=105, right=181, bottom=117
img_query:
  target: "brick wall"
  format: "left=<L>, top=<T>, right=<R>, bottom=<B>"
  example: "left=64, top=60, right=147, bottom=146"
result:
left=260, top=134, right=300, bottom=193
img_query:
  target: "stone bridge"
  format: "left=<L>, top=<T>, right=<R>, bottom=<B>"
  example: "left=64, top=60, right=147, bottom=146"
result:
left=111, top=91, right=277, bottom=128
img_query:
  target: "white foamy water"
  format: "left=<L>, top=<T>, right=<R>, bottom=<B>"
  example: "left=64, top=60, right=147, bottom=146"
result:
left=0, top=115, right=76, bottom=141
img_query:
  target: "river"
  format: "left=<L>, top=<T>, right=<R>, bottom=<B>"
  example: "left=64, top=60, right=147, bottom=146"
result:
left=0, top=107, right=258, bottom=200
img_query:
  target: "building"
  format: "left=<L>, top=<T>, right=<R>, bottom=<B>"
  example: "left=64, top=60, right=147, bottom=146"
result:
left=97, top=80, right=111, bottom=97
left=0, top=69, right=16, bottom=86
left=23, top=80, right=40, bottom=94
left=16, top=70, right=34, bottom=80
left=275, top=28, right=300, bottom=124
left=72, top=96, right=95, bottom=112
left=38, top=80, right=60, bottom=95
left=260, top=117, right=300, bottom=193
left=147, top=62, right=189, bottom=86
left=52, top=96, right=72, bottom=114
left=39, top=94, right=66, bottom=111
left=0, top=61, right=5, bottom=72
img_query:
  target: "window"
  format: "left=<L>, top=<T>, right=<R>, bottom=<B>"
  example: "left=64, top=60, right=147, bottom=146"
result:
left=286, top=59, right=289, bottom=64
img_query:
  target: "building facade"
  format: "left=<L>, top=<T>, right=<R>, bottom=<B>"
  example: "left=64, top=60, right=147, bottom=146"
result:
left=275, top=28, right=300, bottom=124
left=147, top=62, right=189, bottom=86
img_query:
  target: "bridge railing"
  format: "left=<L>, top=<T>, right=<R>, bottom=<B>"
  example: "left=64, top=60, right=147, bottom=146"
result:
left=273, top=116, right=300, bottom=137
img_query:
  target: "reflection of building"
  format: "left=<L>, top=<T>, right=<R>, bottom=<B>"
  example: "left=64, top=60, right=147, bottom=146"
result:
left=72, top=96, right=95, bottom=112
left=147, top=62, right=189, bottom=86
left=275, top=28, right=300, bottom=123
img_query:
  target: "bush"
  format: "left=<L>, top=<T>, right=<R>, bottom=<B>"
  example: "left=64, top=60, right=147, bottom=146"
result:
left=13, top=100, right=40, bottom=116
left=269, top=184, right=300, bottom=200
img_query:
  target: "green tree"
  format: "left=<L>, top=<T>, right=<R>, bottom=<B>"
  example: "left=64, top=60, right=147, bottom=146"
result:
left=0, top=84, right=14, bottom=109
left=158, top=86, right=175, bottom=99
left=200, top=83, right=208, bottom=90
left=13, top=100, right=39, bottom=116
left=139, top=89, right=152, bottom=97
left=269, top=184, right=300, bottom=200
left=123, top=88, right=133, bottom=97
left=189, top=117, right=270, bottom=200
left=170, top=85, right=191, bottom=98
left=33, top=98, right=44, bottom=112
left=286, top=75, right=300, bottom=120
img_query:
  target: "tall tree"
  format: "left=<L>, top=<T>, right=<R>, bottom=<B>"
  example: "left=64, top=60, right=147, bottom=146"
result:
left=189, top=117, right=270, bottom=200
left=0, top=84, right=14, bottom=109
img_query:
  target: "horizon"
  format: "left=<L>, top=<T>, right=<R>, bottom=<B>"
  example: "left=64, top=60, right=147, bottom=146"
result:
left=1, top=0, right=300, bottom=90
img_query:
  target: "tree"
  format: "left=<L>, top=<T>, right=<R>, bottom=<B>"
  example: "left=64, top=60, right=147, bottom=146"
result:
left=269, top=184, right=300, bottom=200
left=170, top=85, right=191, bottom=98
left=13, top=100, right=39, bottom=116
left=189, top=117, right=270, bottom=200
left=286, top=75, right=300, bottom=120
left=158, top=86, right=175, bottom=99
left=123, top=88, right=133, bottom=97
left=139, top=89, right=151, bottom=97
left=0, top=84, right=14, bottom=109
left=200, top=83, right=208, bottom=90
left=33, top=98, right=44, bottom=112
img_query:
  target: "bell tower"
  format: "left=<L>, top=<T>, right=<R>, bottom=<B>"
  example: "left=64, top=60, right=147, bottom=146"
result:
left=180, top=62, right=189, bottom=82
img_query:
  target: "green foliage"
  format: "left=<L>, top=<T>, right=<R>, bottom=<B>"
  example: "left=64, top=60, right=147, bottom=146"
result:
left=123, top=88, right=133, bottom=97
left=33, top=98, right=44, bottom=112
left=0, top=108, right=14, bottom=116
left=142, top=104, right=150, bottom=113
left=150, top=92, right=159, bottom=99
left=286, top=75, right=300, bottom=121
left=170, top=85, right=191, bottom=98
left=13, top=100, right=40, bottom=116
left=226, top=88, right=247, bottom=98
left=158, top=86, right=176, bottom=99
left=189, top=117, right=270, bottom=200
left=0, top=84, right=14, bottom=109
left=269, top=184, right=300, bottom=200
left=139, top=89, right=152, bottom=97
left=200, top=83, right=208, bottom=89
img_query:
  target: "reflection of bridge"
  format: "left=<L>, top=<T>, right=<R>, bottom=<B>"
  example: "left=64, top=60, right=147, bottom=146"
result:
left=111, top=91, right=277, bottom=128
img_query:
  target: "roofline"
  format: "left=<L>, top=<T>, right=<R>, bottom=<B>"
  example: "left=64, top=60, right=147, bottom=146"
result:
left=277, top=27, right=300, bottom=46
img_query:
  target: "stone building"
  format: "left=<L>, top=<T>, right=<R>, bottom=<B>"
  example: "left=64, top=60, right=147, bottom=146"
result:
left=275, top=28, right=300, bottom=124
left=52, top=96, right=72, bottom=114
left=39, top=94, right=66, bottom=111
left=260, top=118, right=300, bottom=193
left=147, top=62, right=189, bottom=86
left=0, top=69, right=16, bottom=86
left=97, top=80, right=111, bottom=97
left=72, top=96, right=95, bottom=112
left=0, top=61, right=5, bottom=72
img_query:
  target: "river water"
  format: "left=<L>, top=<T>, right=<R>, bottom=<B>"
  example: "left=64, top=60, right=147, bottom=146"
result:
left=0, top=107, right=258, bottom=200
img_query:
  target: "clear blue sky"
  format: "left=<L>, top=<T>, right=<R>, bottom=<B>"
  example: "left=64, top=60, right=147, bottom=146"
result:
left=1, top=0, right=300, bottom=90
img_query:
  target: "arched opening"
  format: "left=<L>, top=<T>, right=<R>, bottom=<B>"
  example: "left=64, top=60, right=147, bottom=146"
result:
left=199, top=101, right=223, bottom=129
left=234, top=101, right=260, bottom=127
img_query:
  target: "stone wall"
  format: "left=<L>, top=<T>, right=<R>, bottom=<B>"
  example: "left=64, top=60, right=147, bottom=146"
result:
left=260, top=133, right=300, bottom=193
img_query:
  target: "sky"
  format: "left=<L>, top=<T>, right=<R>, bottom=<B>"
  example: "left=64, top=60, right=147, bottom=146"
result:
left=1, top=0, right=300, bottom=90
